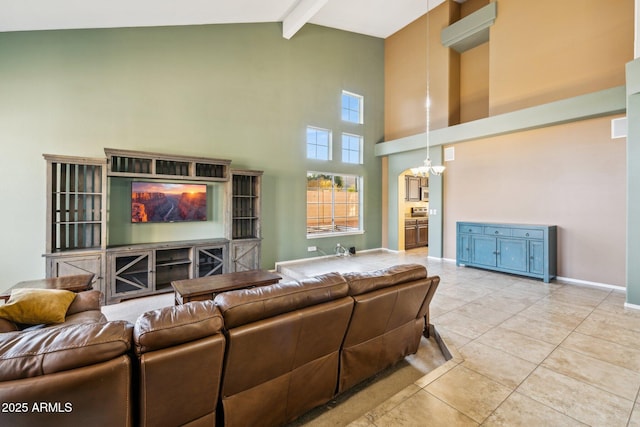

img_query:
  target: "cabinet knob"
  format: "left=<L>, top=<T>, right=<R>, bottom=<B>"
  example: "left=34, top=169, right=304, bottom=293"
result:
left=526, top=233, right=530, bottom=237
left=495, top=230, right=499, bottom=234
left=468, top=229, right=472, bottom=232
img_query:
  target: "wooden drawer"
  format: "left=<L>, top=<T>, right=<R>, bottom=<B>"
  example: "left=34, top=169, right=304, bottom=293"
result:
left=484, top=226, right=511, bottom=236
left=512, top=229, right=544, bottom=239
left=459, top=224, right=483, bottom=234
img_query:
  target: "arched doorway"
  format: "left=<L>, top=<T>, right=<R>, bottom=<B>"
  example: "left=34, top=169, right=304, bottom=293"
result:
left=384, top=146, right=444, bottom=258
left=397, top=169, right=429, bottom=252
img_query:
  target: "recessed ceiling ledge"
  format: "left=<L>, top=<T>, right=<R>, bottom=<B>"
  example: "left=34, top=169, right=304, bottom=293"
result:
left=441, top=2, right=497, bottom=53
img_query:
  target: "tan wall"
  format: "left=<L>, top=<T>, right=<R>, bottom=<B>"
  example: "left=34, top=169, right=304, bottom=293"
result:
left=385, top=14, right=427, bottom=141
left=489, top=0, right=633, bottom=115
left=443, top=115, right=627, bottom=285
left=384, top=0, right=633, bottom=286
left=460, top=42, right=489, bottom=122
left=384, top=2, right=457, bottom=140
left=457, top=0, right=490, bottom=123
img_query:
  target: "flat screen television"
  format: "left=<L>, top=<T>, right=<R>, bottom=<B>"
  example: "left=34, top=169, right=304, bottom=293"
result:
left=131, top=181, right=207, bottom=223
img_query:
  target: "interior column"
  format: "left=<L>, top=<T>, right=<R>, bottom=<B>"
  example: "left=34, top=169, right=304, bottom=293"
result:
left=626, top=1, right=640, bottom=305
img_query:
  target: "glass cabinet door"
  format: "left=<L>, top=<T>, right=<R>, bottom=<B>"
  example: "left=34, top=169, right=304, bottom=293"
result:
left=196, top=246, right=226, bottom=277
left=111, top=252, right=152, bottom=297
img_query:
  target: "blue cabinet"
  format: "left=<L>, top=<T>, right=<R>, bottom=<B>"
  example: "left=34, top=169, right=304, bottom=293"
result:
left=456, top=222, right=557, bottom=282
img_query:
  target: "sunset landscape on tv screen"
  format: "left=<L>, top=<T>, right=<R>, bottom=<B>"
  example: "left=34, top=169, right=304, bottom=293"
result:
left=131, top=182, right=207, bottom=223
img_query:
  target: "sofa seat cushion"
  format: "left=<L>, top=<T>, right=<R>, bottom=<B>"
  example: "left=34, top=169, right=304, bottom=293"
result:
left=0, top=288, right=76, bottom=325
left=214, top=272, right=348, bottom=329
left=343, top=264, right=427, bottom=296
left=0, top=320, right=132, bottom=381
left=134, top=300, right=224, bottom=355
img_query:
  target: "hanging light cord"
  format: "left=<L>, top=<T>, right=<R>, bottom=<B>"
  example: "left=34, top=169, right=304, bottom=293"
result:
left=410, top=0, right=445, bottom=177
left=426, top=0, right=431, bottom=165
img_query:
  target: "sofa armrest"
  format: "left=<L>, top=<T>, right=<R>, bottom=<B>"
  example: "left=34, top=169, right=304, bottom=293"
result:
left=133, top=300, right=224, bottom=355
left=0, top=321, right=132, bottom=382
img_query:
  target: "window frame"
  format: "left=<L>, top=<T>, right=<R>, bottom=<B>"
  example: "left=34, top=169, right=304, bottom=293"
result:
left=306, top=171, right=364, bottom=238
left=306, top=126, right=332, bottom=161
left=341, top=91, right=364, bottom=124
left=341, top=132, right=363, bottom=164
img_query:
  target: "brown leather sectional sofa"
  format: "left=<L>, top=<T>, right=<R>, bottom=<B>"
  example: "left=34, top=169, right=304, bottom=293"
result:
left=0, top=264, right=439, bottom=427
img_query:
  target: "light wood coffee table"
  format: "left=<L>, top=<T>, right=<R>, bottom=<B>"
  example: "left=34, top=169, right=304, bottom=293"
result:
left=0, top=274, right=95, bottom=302
left=171, top=270, right=282, bottom=305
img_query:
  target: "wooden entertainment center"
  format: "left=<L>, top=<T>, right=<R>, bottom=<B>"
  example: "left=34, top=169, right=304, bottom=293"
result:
left=43, top=149, right=263, bottom=304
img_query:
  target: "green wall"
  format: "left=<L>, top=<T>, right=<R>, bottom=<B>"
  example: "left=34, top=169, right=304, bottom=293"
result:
left=627, top=58, right=640, bottom=305
left=0, top=23, right=384, bottom=289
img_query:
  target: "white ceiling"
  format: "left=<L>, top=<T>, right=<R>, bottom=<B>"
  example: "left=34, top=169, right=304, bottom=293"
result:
left=0, top=0, right=448, bottom=38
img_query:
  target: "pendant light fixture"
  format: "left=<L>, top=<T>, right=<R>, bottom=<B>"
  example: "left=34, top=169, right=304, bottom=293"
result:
left=411, top=0, right=445, bottom=177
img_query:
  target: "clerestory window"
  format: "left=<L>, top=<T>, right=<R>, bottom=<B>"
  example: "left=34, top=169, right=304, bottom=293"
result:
left=306, top=126, right=332, bottom=161
left=341, top=91, right=363, bottom=124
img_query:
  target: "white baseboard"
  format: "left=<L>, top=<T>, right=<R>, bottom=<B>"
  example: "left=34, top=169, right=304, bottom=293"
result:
left=276, top=250, right=627, bottom=294
left=275, top=248, right=392, bottom=269
left=624, top=302, right=640, bottom=311
left=555, top=276, right=626, bottom=292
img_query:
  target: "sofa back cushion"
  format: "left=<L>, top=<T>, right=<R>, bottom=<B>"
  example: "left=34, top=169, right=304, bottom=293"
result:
left=133, top=301, right=226, bottom=427
left=0, top=321, right=132, bottom=382
left=219, top=296, right=353, bottom=426
left=66, top=290, right=103, bottom=315
left=343, top=264, right=427, bottom=296
left=215, top=272, right=353, bottom=426
left=133, top=300, right=223, bottom=355
left=338, top=266, right=435, bottom=393
left=214, top=272, right=348, bottom=328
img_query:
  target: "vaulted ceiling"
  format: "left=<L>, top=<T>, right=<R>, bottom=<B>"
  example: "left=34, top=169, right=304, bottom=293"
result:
left=0, top=0, right=450, bottom=38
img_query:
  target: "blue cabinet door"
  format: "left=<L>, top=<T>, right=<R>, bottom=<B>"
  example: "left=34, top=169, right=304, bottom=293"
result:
left=497, top=238, right=527, bottom=272
left=471, top=236, right=497, bottom=267
left=529, top=240, right=544, bottom=275
left=458, top=234, right=471, bottom=264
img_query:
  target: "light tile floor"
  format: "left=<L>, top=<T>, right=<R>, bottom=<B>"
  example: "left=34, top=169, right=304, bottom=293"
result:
left=276, top=248, right=640, bottom=426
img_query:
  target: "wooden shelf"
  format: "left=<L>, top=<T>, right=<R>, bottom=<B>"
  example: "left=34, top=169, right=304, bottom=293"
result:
left=105, top=148, right=231, bottom=182
left=156, top=259, right=192, bottom=268
left=230, top=172, right=261, bottom=240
